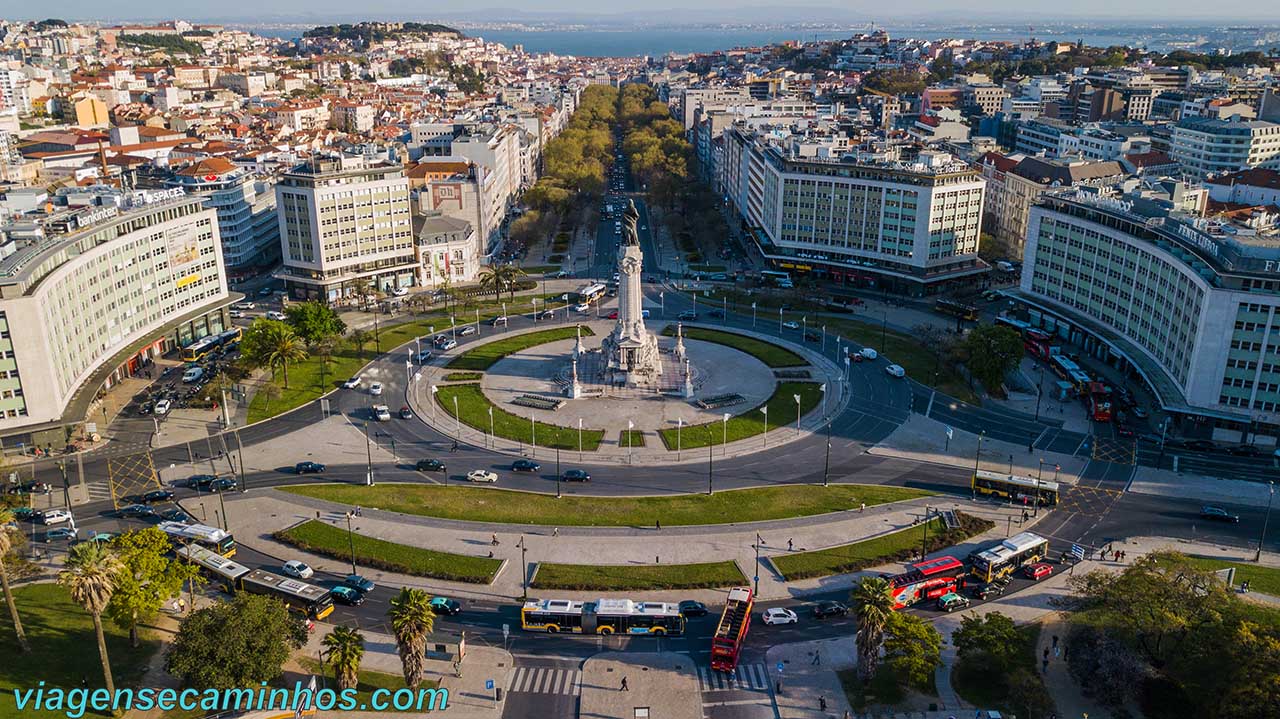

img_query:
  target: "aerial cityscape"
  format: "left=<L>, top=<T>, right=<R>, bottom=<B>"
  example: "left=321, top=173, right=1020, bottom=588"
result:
left=0, top=7, right=1279, bottom=719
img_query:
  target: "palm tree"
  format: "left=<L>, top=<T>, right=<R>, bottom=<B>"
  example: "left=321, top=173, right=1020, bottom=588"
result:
left=322, top=625, right=366, bottom=692
left=479, top=265, right=526, bottom=302
left=314, top=334, right=339, bottom=390
left=0, top=508, right=30, bottom=653
left=261, top=323, right=309, bottom=389
left=387, top=587, right=435, bottom=689
left=850, top=575, right=895, bottom=683
left=58, top=542, right=123, bottom=694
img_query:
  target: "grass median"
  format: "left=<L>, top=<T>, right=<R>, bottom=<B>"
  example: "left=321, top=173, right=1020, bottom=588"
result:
left=772, top=512, right=995, bottom=580
left=657, top=381, right=823, bottom=450
left=445, top=326, right=593, bottom=371
left=532, top=561, right=746, bottom=591
left=1184, top=557, right=1280, bottom=595
left=273, top=519, right=502, bottom=584
left=434, top=383, right=605, bottom=450
left=279, top=483, right=933, bottom=527
left=442, top=371, right=483, bottom=382
left=658, top=325, right=806, bottom=368
left=0, top=584, right=159, bottom=719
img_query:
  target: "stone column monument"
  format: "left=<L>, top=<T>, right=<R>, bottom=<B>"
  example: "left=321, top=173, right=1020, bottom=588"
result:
left=602, top=200, right=662, bottom=386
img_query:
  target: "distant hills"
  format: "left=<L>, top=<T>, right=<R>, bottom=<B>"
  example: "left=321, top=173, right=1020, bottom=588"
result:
left=301, top=21, right=462, bottom=42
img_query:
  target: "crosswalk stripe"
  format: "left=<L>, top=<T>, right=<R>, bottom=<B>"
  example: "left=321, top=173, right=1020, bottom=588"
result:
left=539, top=671, right=554, bottom=693
left=697, top=664, right=769, bottom=694
left=515, top=669, right=535, bottom=693
left=509, top=668, right=581, bottom=695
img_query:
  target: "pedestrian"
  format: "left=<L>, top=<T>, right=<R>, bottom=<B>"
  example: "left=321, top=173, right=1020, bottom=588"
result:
left=620, top=677, right=628, bottom=692
left=787, top=538, right=794, bottom=551
left=1054, top=644, right=1060, bottom=658
left=1052, top=635, right=1059, bottom=648
left=553, top=527, right=559, bottom=537
left=844, top=711, right=850, bottom=719
left=819, top=695, right=827, bottom=711
left=859, top=502, right=866, bottom=512
left=1043, top=647, right=1049, bottom=661
left=812, top=648, right=821, bottom=665
left=178, top=598, right=187, bottom=612
left=1121, top=550, right=1127, bottom=561
left=655, top=520, right=661, bottom=530
left=1042, top=658, right=1049, bottom=673
left=491, top=534, right=499, bottom=546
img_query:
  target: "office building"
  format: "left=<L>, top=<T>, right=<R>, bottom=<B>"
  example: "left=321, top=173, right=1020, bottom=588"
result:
left=980, top=153, right=1125, bottom=257
left=1171, top=117, right=1280, bottom=179
left=167, top=157, right=280, bottom=274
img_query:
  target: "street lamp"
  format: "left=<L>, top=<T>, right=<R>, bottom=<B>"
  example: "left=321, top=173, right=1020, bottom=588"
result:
left=517, top=535, right=528, bottom=600
left=794, top=393, right=801, bottom=435
left=778, top=307, right=784, bottom=333
left=364, top=421, right=374, bottom=486
left=752, top=302, right=757, bottom=328
left=722, top=413, right=730, bottom=456
left=677, top=417, right=683, bottom=462
left=578, top=418, right=583, bottom=462
left=823, top=420, right=832, bottom=486
left=488, top=406, right=495, bottom=448
left=753, top=533, right=762, bottom=596
left=761, top=406, right=769, bottom=448
left=972, top=431, right=985, bottom=500
left=453, top=396, right=461, bottom=437
left=660, top=291, right=665, bottom=318
left=1257, top=482, right=1275, bottom=562
left=344, top=511, right=358, bottom=575
left=531, top=414, right=537, bottom=457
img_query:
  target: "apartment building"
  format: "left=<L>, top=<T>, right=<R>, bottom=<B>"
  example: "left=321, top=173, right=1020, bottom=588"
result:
left=1014, top=183, right=1280, bottom=443
left=274, top=154, right=415, bottom=302
left=167, top=157, right=280, bottom=273
left=722, top=126, right=987, bottom=295
left=1170, top=117, right=1280, bottom=179
left=0, top=187, right=232, bottom=440
left=332, top=101, right=375, bottom=134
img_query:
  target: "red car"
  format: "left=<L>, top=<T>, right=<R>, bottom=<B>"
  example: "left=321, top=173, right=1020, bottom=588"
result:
left=607, top=310, right=619, bottom=319
left=1024, top=562, right=1053, bottom=581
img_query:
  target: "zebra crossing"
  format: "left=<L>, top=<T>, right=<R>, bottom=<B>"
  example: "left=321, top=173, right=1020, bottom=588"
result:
left=84, top=481, right=113, bottom=501
left=508, top=666, right=582, bottom=696
left=696, top=663, right=770, bottom=693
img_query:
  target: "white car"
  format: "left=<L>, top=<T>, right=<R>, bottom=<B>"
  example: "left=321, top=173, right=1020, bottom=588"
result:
left=884, top=364, right=906, bottom=378
left=762, top=607, right=798, bottom=626
left=369, top=382, right=383, bottom=396
left=458, top=326, right=477, bottom=337
left=229, top=310, right=245, bottom=319
left=392, top=287, right=409, bottom=297
left=373, top=404, right=391, bottom=421
left=343, top=376, right=362, bottom=389
left=39, top=509, right=72, bottom=525
left=438, top=338, right=458, bottom=350
left=466, top=470, right=499, bottom=483
left=232, top=302, right=256, bottom=310
left=782, top=320, right=800, bottom=330
left=860, top=348, right=879, bottom=360
left=266, top=310, right=287, bottom=321
left=282, top=560, right=314, bottom=579
left=574, top=303, right=591, bottom=313
left=154, top=399, right=172, bottom=415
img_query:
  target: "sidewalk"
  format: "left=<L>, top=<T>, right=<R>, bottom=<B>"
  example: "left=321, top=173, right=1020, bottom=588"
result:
left=579, top=652, right=700, bottom=719
left=766, top=638, right=854, bottom=719
left=210, top=487, right=1039, bottom=603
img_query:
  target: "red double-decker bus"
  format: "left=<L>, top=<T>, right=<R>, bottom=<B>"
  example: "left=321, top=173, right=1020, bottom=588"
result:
left=1024, top=330, right=1055, bottom=361
left=1087, top=382, right=1113, bottom=422
left=882, top=556, right=967, bottom=610
left=710, top=587, right=753, bottom=672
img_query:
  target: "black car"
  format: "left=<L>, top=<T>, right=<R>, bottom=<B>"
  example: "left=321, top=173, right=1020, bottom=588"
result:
left=209, top=477, right=237, bottom=492
left=677, top=310, right=698, bottom=321
left=186, top=474, right=218, bottom=489
left=1183, top=439, right=1217, bottom=452
left=561, top=469, right=591, bottom=482
left=803, top=331, right=821, bottom=343
left=1226, top=444, right=1262, bottom=457
left=512, top=459, right=541, bottom=472
left=142, top=489, right=175, bottom=503
left=118, top=503, right=155, bottom=518
left=971, top=579, right=1009, bottom=600
left=708, top=309, right=724, bottom=318
left=160, top=508, right=192, bottom=522
left=678, top=600, right=708, bottom=617
left=416, top=459, right=447, bottom=472
left=811, top=600, right=848, bottom=619
left=295, top=461, right=326, bottom=474
left=1200, top=505, right=1240, bottom=523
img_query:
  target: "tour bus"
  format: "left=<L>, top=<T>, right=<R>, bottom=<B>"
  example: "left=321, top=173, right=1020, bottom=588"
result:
left=760, top=270, right=792, bottom=287
left=934, top=298, right=980, bottom=322
left=971, top=470, right=1060, bottom=507
left=175, top=544, right=250, bottom=593
left=239, top=568, right=335, bottom=620
left=179, top=327, right=243, bottom=363
left=158, top=521, right=237, bottom=558
left=882, top=556, right=967, bottom=609
left=969, top=532, right=1051, bottom=583
left=520, top=598, right=685, bottom=636
left=576, top=283, right=607, bottom=303
left=710, top=587, right=753, bottom=672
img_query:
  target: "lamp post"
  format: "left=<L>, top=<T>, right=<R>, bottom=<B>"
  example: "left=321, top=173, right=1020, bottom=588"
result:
left=488, top=407, right=495, bottom=448
left=556, top=448, right=562, bottom=499
left=1257, top=482, right=1275, bottom=562
left=677, top=417, right=683, bottom=462
left=364, top=421, right=374, bottom=486
left=578, top=418, right=583, bottom=462
left=431, top=385, right=438, bottom=420
left=517, top=535, right=528, bottom=600
left=822, top=324, right=827, bottom=352
left=778, top=307, right=783, bottom=333
left=707, top=442, right=714, bottom=495
left=762, top=406, right=769, bottom=448
left=752, top=302, right=757, bottom=328
left=530, top=414, right=537, bottom=458
left=753, top=533, right=762, bottom=596
left=823, top=420, right=832, bottom=486
left=794, top=394, right=801, bottom=435
left=660, top=291, right=665, bottom=318
left=722, top=413, right=730, bottom=456
left=627, top=420, right=634, bottom=464
left=453, top=396, right=461, bottom=437
left=532, top=297, right=538, bottom=323
left=344, top=511, right=358, bottom=575
left=972, top=431, right=985, bottom=500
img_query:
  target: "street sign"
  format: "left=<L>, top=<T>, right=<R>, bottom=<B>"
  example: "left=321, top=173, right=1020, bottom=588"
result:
left=485, top=679, right=494, bottom=691
left=502, top=623, right=509, bottom=639
left=776, top=662, right=785, bottom=673
left=1071, top=544, right=1085, bottom=560
left=945, top=426, right=954, bottom=439
left=753, top=575, right=759, bottom=582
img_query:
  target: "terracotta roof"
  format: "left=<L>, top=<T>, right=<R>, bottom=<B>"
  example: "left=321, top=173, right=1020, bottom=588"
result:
left=1124, top=151, right=1174, bottom=168
left=981, top=151, right=1018, bottom=173
left=1206, top=168, right=1280, bottom=190
left=176, top=156, right=237, bottom=176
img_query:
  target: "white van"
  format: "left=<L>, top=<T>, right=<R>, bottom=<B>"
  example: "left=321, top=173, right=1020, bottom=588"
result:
left=181, top=367, right=204, bottom=383
left=860, top=348, right=879, bottom=361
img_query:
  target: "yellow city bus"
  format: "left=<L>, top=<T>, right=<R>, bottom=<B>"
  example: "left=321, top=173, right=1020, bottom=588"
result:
left=520, top=598, right=685, bottom=635
left=971, top=470, right=1060, bottom=506
left=969, top=532, right=1051, bottom=583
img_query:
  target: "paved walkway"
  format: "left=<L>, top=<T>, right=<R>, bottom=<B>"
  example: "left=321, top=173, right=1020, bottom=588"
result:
left=579, top=652, right=701, bottom=719
left=208, top=487, right=1037, bottom=603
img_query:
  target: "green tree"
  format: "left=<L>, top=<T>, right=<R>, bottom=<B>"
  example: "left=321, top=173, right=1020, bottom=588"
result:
left=0, top=507, right=30, bottom=653
left=165, top=593, right=307, bottom=689
left=952, top=611, right=1023, bottom=673
left=58, top=542, right=123, bottom=695
left=1212, top=621, right=1280, bottom=719
left=314, top=334, right=340, bottom=389
left=850, top=576, right=895, bottom=682
left=387, top=587, right=435, bottom=688
left=285, top=301, right=347, bottom=344
left=1005, top=667, right=1056, bottom=719
left=106, top=527, right=200, bottom=647
left=242, top=319, right=309, bottom=389
left=478, top=264, right=527, bottom=301
left=348, top=328, right=374, bottom=358
left=882, top=612, right=942, bottom=690
left=961, top=324, right=1024, bottom=394
left=322, top=625, right=366, bottom=691
left=862, top=68, right=926, bottom=96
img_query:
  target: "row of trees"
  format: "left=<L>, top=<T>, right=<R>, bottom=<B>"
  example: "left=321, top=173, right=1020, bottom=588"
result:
left=911, top=322, right=1025, bottom=397
left=522, top=84, right=620, bottom=217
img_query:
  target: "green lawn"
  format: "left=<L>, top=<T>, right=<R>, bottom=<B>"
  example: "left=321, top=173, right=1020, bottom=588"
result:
left=619, top=429, right=646, bottom=447
left=533, top=561, right=746, bottom=591
left=772, top=512, right=995, bottom=580
left=442, top=372, right=483, bottom=382
left=1184, top=557, right=1280, bottom=596
left=278, top=483, right=933, bottom=527
left=658, top=326, right=807, bottom=368
left=810, top=316, right=978, bottom=404
left=657, top=381, right=823, bottom=450
left=434, top=383, right=605, bottom=450
left=297, top=657, right=440, bottom=712
left=274, top=520, right=502, bottom=584
left=246, top=294, right=562, bottom=423
left=445, top=326, right=593, bottom=371
left=0, top=584, right=161, bottom=719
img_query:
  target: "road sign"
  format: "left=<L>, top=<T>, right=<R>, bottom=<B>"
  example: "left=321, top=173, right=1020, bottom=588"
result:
left=753, top=575, right=759, bottom=582
left=502, top=623, right=509, bottom=639
left=485, top=679, right=494, bottom=691
left=776, top=662, right=785, bottom=673
left=1071, top=544, right=1086, bottom=560
left=945, top=426, right=954, bottom=439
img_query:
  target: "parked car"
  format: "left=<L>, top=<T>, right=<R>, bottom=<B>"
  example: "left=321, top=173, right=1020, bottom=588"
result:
left=399, top=406, right=413, bottom=419
left=1200, top=505, right=1240, bottom=523
left=391, top=287, right=409, bottom=297
left=416, top=459, right=446, bottom=472
left=154, top=399, right=172, bottom=415
left=678, top=600, right=708, bottom=617
left=266, top=311, right=287, bottom=321
left=677, top=310, right=698, bottom=321
left=119, top=504, right=155, bottom=518
left=343, top=574, right=376, bottom=594
left=884, top=364, right=906, bottom=378
left=781, top=320, right=800, bottom=330
left=39, top=509, right=72, bottom=525
left=1226, top=444, right=1262, bottom=457
left=44, top=527, right=78, bottom=542
left=142, top=489, right=175, bottom=503
left=330, top=586, right=364, bottom=606
left=466, top=470, right=499, bottom=483
left=811, top=601, right=848, bottom=619
left=430, top=597, right=462, bottom=616
left=83, top=531, right=115, bottom=544
left=937, top=592, right=971, bottom=612
left=458, top=326, right=477, bottom=337
left=971, top=578, right=1009, bottom=600
left=561, top=469, right=591, bottom=482
left=369, top=382, right=383, bottom=396
left=295, top=461, right=326, bottom=474
left=1024, top=562, right=1053, bottom=581
left=160, top=508, right=192, bottom=523
left=762, top=607, right=798, bottom=626
left=373, top=405, right=391, bottom=422
left=8, top=481, right=51, bottom=495
left=282, top=560, right=314, bottom=579
left=343, top=376, right=362, bottom=389
left=860, top=348, right=879, bottom=360
left=231, top=302, right=255, bottom=310
left=512, top=459, right=541, bottom=472
left=229, top=310, right=245, bottom=319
